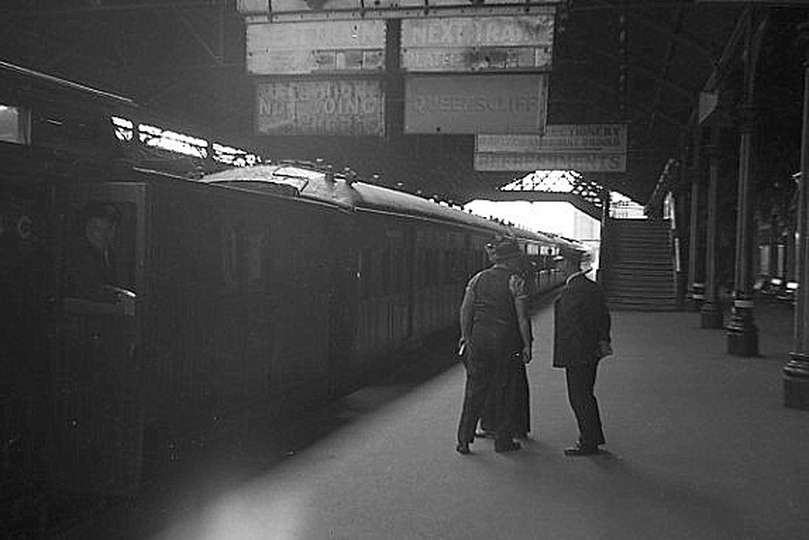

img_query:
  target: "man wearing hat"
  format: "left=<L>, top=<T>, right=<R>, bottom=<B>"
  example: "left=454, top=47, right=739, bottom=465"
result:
left=69, top=202, right=120, bottom=300
left=456, top=236, right=533, bottom=454
left=65, top=201, right=133, bottom=315
left=553, top=253, right=612, bottom=456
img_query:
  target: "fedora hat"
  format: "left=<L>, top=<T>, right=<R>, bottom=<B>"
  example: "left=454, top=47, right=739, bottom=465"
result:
left=488, top=237, right=522, bottom=262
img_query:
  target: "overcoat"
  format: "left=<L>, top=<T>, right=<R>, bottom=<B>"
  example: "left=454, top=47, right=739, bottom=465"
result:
left=553, top=273, right=611, bottom=368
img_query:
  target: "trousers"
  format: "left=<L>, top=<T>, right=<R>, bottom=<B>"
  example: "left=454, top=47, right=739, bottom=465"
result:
left=457, top=326, right=518, bottom=444
left=565, top=361, right=605, bottom=447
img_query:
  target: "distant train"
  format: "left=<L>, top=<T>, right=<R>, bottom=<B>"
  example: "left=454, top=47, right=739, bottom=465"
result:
left=0, top=61, right=587, bottom=505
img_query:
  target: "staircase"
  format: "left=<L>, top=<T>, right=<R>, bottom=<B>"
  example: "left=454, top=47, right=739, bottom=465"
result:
left=601, top=218, right=678, bottom=311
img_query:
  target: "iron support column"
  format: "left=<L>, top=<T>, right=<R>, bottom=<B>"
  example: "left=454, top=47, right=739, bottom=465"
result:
left=686, top=127, right=704, bottom=312
left=701, top=127, right=724, bottom=328
left=726, top=105, right=759, bottom=355
left=784, top=21, right=809, bottom=409
left=601, top=186, right=611, bottom=224
left=597, top=187, right=611, bottom=287
left=727, top=12, right=763, bottom=356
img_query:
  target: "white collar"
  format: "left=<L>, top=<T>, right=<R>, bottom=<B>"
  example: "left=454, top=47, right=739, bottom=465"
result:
left=565, top=271, right=586, bottom=286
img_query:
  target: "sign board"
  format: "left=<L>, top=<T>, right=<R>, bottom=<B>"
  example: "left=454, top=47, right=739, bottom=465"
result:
left=474, top=124, right=627, bottom=172
left=255, top=79, right=385, bottom=136
left=238, top=0, right=563, bottom=22
left=401, top=14, right=554, bottom=72
left=247, top=20, right=386, bottom=75
left=404, top=74, right=548, bottom=134
left=477, top=125, right=627, bottom=153
left=474, top=153, right=626, bottom=172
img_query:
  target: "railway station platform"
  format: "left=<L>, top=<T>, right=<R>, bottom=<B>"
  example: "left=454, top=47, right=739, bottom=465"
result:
left=53, top=298, right=807, bottom=540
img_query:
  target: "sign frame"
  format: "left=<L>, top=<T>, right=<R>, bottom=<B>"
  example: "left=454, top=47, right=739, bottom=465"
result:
left=246, top=20, right=387, bottom=75
left=400, top=14, right=555, bottom=73
left=403, top=74, right=548, bottom=135
left=255, top=78, right=386, bottom=136
left=238, top=0, right=563, bottom=23
left=474, top=124, right=628, bottom=172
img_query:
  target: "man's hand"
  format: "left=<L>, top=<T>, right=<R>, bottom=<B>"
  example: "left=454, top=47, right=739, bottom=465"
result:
left=521, top=345, right=532, bottom=364
left=457, top=337, right=467, bottom=359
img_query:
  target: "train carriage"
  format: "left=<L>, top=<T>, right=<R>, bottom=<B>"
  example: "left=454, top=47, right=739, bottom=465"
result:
left=1, top=61, right=144, bottom=509
left=201, top=164, right=585, bottom=375
left=4, top=164, right=358, bottom=497
left=201, top=165, right=517, bottom=373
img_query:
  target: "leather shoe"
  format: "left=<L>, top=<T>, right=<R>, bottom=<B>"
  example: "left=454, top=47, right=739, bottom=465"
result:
left=494, top=439, right=521, bottom=453
left=456, top=442, right=471, bottom=455
left=563, top=444, right=599, bottom=456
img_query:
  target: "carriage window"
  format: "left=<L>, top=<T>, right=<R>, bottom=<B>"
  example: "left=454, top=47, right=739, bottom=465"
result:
left=63, top=200, right=137, bottom=311
left=419, top=248, right=430, bottom=287
left=358, top=248, right=372, bottom=299
left=0, top=105, right=30, bottom=145
left=221, top=225, right=239, bottom=293
left=430, top=248, right=439, bottom=286
left=424, top=249, right=433, bottom=287
left=391, top=248, right=401, bottom=294
left=395, top=248, right=409, bottom=294
left=246, top=231, right=267, bottom=293
left=381, top=247, right=391, bottom=296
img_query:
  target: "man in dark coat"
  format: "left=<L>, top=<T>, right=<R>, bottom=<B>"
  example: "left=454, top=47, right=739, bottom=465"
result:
left=553, top=255, right=612, bottom=456
left=456, top=237, right=533, bottom=455
left=65, top=202, right=134, bottom=315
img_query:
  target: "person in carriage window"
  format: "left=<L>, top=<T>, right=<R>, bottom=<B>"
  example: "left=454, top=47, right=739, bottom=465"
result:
left=65, top=201, right=134, bottom=315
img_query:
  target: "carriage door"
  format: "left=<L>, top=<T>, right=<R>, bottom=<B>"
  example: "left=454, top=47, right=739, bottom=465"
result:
left=48, top=182, right=145, bottom=495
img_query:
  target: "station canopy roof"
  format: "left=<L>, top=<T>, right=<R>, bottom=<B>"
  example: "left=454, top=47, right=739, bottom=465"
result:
left=2, top=0, right=806, bottom=206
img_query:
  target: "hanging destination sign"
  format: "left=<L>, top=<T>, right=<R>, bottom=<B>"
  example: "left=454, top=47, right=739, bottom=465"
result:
left=404, top=74, right=548, bottom=134
left=247, top=20, right=386, bottom=75
left=255, top=79, right=385, bottom=136
left=401, top=14, right=554, bottom=72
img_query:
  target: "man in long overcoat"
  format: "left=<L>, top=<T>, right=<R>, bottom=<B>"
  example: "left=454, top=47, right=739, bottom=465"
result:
left=553, top=255, right=612, bottom=456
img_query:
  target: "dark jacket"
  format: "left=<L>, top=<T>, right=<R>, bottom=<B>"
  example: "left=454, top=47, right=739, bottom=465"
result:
left=553, top=273, right=611, bottom=368
left=468, top=266, right=524, bottom=358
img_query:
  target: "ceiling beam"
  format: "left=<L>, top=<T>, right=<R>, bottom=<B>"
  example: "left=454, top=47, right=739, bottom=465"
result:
left=17, top=1, right=233, bottom=16
left=580, top=76, right=687, bottom=128
left=646, top=5, right=687, bottom=140
left=569, top=37, right=698, bottom=103
left=174, top=8, right=224, bottom=64
left=702, top=7, right=750, bottom=93
left=587, top=0, right=718, bottom=60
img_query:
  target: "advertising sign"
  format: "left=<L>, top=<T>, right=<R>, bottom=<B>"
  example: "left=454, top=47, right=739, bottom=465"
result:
left=247, top=20, right=385, bottom=75
left=404, top=74, right=548, bottom=134
left=474, top=153, right=626, bottom=172
left=474, top=124, right=627, bottom=172
left=401, top=15, right=554, bottom=72
left=255, top=79, right=385, bottom=136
